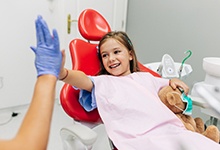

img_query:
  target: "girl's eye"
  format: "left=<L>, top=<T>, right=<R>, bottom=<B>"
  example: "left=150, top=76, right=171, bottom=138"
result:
left=114, top=50, right=120, bottom=54
left=102, top=54, right=108, bottom=58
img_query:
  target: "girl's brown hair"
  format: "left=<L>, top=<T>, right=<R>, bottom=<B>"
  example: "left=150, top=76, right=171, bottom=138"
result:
left=97, top=31, right=140, bottom=75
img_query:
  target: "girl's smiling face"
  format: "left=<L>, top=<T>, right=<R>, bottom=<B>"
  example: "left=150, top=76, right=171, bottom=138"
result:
left=100, top=38, right=133, bottom=76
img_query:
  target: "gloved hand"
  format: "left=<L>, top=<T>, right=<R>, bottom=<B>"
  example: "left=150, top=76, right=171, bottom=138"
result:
left=31, top=15, right=62, bottom=78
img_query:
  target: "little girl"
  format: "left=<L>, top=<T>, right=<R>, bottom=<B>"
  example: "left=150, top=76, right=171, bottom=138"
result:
left=59, top=31, right=220, bottom=149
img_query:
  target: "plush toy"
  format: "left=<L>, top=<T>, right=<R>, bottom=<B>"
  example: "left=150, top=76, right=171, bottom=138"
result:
left=158, top=86, right=220, bottom=143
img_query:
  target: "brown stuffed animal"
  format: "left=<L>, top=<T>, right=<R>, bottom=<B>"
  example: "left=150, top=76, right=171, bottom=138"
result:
left=158, top=86, right=220, bottom=143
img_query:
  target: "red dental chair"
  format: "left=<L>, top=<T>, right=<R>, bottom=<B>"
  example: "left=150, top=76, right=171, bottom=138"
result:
left=60, top=9, right=160, bottom=150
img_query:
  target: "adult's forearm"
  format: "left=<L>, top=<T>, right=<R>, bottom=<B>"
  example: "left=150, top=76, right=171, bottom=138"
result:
left=14, top=75, right=56, bottom=150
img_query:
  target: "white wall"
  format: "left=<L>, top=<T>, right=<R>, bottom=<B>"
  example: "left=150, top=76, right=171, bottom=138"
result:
left=0, top=0, right=59, bottom=109
left=126, top=0, right=220, bottom=121
left=127, top=0, right=220, bottom=87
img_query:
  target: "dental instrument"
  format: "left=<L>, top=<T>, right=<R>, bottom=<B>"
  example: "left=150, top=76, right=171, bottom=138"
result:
left=178, top=50, right=192, bottom=78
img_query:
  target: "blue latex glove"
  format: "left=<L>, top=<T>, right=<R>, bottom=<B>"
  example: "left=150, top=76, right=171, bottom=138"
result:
left=31, top=15, right=62, bottom=78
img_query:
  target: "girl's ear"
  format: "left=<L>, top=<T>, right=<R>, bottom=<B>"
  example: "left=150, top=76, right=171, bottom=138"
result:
left=129, top=51, right=133, bottom=60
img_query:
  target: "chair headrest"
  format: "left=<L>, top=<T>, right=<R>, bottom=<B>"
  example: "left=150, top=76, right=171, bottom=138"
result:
left=78, top=9, right=111, bottom=41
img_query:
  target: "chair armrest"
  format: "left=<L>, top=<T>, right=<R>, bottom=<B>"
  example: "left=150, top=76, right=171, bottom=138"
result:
left=60, top=123, right=97, bottom=150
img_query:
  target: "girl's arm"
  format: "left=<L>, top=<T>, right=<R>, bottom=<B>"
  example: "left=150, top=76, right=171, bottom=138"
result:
left=169, top=78, right=189, bottom=95
left=0, top=75, right=57, bottom=150
left=59, top=51, right=93, bottom=92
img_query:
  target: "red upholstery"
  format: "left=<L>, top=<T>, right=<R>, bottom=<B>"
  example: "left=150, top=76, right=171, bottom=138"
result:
left=78, top=9, right=111, bottom=41
left=60, top=9, right=111, bottom=122
left=60, top=40, right=101, bottom=122
left=60, top=9, right=160, bottom=123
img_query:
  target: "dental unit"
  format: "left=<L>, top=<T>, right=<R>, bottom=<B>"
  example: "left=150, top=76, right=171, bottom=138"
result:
left=191, top=57, right=220, bottom=127
left=145, top=50, right=193, bottom=79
